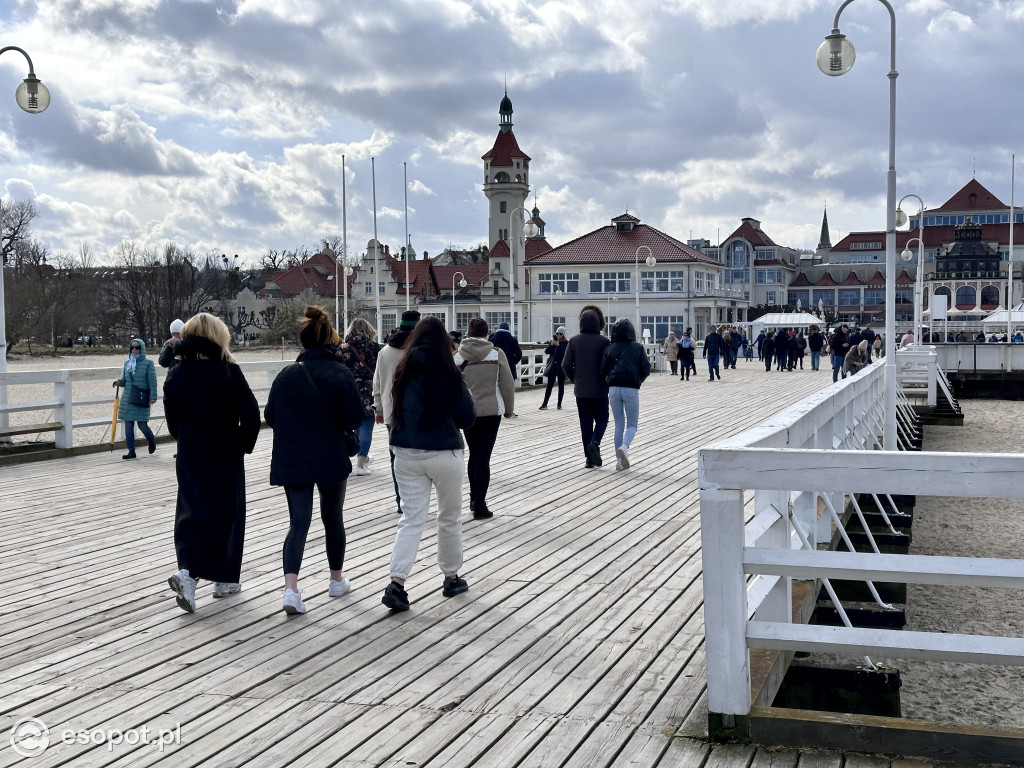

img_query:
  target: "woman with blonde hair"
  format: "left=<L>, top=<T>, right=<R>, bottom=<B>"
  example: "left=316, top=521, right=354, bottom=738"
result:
left=335, top=316, right=381, bottom=475
left=163, top=312, right=261, bottom=613
left=266, top=306, right=364, bottom=615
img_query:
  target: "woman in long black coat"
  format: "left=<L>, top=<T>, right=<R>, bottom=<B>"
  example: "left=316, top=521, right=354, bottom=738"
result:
left=265, top=305, right=364, bottom=616
left=163, top=313, right=261, bottom=614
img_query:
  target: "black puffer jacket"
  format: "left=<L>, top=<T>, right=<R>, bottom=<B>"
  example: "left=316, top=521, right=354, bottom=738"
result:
left=562, top=305, right=611, bottom=398
left=265, top=346, right=364, bottom=485
left=601, top=319, right=651, bottom=389
left=389, top=339, right=476, bottom=451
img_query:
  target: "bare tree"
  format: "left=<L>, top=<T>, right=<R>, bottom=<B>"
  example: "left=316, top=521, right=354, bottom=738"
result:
left=0, top=199, right=39, bottom=268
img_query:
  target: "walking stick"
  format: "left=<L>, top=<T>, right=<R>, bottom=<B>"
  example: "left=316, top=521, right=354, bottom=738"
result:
left=110, top=384, right=120, bottom=451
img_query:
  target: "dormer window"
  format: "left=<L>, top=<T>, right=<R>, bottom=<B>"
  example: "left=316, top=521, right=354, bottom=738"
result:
left=616, top=221, right=634, bottom=232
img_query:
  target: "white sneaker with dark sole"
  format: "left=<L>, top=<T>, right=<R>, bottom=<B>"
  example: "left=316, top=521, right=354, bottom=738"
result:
left=282, top=589, right=306, bottom=615
left=329, top=576, right=351, bottom=597
left=616, top=445, right=630, bottom=470
left=168, top=570, right=197, bottom=613
left=213, top=582, right=241, bottom=598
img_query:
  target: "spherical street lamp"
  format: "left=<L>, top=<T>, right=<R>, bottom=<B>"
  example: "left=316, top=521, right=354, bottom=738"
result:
left=452, top=271, right=467, bottom=333
left=635, top=245, right=656, bottom=336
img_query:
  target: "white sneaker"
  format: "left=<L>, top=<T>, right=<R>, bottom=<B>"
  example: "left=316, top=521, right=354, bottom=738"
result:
left=168, top=569, right=197, bottom=613
left=616, top=445, right=630, bottom=470
left=615, top=457, right=623, bottom=471
left=329, top=576, right=351, bottom=597
left=213, top=582, right=241, bottom=598
left=354, top=466, right=371, bottom=476
left=282, top=589, right=306, bottom=615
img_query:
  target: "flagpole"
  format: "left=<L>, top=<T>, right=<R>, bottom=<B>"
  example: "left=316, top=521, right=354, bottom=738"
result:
left=1009, top=154, right=1016, bottom=356
left=342, top=154, right=349, bottom=332
left=372, top=156, right=382, bottom=338
left=404, top=162, right=410, bottom=311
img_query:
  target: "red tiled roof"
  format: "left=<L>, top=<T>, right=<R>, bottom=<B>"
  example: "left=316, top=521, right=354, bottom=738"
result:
left=385, top=256, right=435, bottom=296
left=789, top=273, right=812, bottom=287
left=523, top=223, right=719, bottom=267
left=933, top=179, right=1005, bottom=212
left=867, top=270, right=885, bottom=286
left=611, top=213, right=641, bottom=223
left=839, top=272, right=863, bottom=286
left=896, top=270, right=914, bottom=285
left=267, top=264, right=332, bottom=296
left=487, top=238, right=553, bottom=261
left=814, top=273, right=837, bottom=286
left=722, top=220, right=777, bottom=248
left=482, top=130, right=531, bottom=167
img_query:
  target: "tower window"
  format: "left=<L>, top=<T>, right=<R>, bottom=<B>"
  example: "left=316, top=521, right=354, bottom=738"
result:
left=500, top=202, right=506, bottom=213
left=495, top=172, right=510, bottom=183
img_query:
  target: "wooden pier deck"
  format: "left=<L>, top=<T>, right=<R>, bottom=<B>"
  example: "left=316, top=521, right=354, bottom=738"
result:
left=0, top=363, right=953, bottom=766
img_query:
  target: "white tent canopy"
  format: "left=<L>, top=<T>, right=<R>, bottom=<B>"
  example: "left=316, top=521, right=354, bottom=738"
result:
left=754, top=312, right=824, bottom=328
left=982, top=302, right=1024, bottom=325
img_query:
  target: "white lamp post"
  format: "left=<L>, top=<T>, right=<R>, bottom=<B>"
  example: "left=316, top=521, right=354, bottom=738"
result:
left=0, top=45, right=50, bottom=438
left=606, top=294, right=618, bottom=335
left=634, top=245, right=656, bottom=335
left=818, top=0, right=899, bottom=450
left=550, top=283, right=563, bottom=338
left=452, top=271, right=467, bottom=332
left=896, top=194, right=925, bottom=345
left=508, top=207, right=540, bottom=337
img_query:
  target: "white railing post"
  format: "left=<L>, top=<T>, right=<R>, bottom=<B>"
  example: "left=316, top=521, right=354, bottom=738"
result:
left=54, top=371, right=73, bottom=450
left=699, top=485, right=751, bottom=719
left=926, top=353, right=937, bottom=407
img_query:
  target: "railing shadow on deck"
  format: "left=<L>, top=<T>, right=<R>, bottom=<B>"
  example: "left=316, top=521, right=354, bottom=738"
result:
left=698, top=358, right=1024, bottom=759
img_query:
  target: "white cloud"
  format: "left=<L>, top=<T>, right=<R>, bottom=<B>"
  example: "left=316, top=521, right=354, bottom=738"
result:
left=408, top=179, right=435, bottom=195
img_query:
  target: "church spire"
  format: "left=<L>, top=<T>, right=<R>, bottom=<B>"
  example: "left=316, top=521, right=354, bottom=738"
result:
left=817, top=206, right=832, bottom=250
left=499, top=89, right=514, bottom=133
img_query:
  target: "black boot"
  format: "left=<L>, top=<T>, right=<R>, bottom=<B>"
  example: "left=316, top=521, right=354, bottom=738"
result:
left=122, top=450, right=137, bottom=460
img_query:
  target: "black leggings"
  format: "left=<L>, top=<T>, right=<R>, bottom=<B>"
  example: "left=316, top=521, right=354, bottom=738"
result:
left=464, top=415, right=501, bottom=505
left=541, top=370, right=565, bottom=406
left=283, top=481, right=347, bottom=575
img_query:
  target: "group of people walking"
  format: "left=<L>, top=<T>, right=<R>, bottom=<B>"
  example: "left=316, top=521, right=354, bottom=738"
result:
left=145, top=306, right=524, bottom=618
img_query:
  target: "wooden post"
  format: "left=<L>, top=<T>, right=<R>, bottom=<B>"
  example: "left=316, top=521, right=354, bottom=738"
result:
left=54, top=371, right=72, bottom=450
left=699, top=484, right=750, bottom=724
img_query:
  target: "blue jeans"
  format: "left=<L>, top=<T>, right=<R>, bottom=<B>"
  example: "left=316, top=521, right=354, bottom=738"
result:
left=831, top=354, right=846, bottom=382
left=706, top=353, right=720, bottom=378
left=608, top=386, right=640, bottom=450
left=357, top=414, right=374, bottom=457
left=124, top=420, right=154, bottom=452
left=810, top=350, right=821, bottom=370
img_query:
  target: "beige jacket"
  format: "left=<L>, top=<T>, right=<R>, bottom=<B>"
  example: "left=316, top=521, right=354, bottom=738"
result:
left=372, top=343, right=404, bottom=424
left=454, top=337, right=514, bottom=418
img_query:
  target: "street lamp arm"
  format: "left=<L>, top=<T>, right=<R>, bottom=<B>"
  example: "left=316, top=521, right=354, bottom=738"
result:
left=832, top=1, right=896, bottom=69
left=0, top=45, right=37, bottom=74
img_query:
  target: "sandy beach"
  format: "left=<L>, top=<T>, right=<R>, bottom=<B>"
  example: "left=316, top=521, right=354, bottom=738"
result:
left=889, top=399, right=1024, bottom=730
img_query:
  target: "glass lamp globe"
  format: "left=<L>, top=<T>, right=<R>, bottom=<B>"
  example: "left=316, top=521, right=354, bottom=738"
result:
left=901, top=248, right=914, bottom=263
left=816, top=31, right=855, bottom=76
left=895, top=208, right=908, bottom=228
left=15, top=76, right=50, bottom=113
left=458, top=278, right=467, bottom=288
left=523, top=220, right=540, bottom=238
left=645, top=255, right=656, bottom=267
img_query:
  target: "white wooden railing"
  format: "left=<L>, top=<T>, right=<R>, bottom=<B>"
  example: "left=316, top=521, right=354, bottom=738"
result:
left=698, top=360, right=1024, bottom=728
left=0, top=349, right=585, bottom=450
left=0, top=362, right=292, bottom=449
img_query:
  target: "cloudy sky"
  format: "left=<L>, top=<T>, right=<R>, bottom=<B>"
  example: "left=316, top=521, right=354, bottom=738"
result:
left=1, top=0, right=1021, bottom=266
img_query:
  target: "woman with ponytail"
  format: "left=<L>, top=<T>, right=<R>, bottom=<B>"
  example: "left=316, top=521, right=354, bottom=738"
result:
left=265, top=306, right=363, bottom=615
left=381, top=316, right=476, bottom=612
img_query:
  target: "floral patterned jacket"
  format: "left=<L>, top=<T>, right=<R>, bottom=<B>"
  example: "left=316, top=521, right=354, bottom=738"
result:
left=334, top=333, right=381, bottom=418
